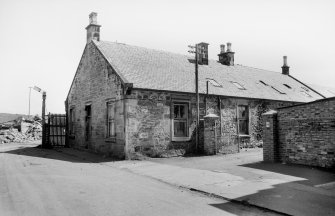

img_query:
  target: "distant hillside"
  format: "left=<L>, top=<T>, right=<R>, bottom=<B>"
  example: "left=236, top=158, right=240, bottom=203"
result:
left=0, top=113, right=29, bottom=124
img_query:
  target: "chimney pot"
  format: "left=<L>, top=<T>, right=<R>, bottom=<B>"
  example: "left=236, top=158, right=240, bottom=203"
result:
left=227, top=42, right=232, bottom=52
left=89, top=12, right=98, bottom=24
left=281, top=56, right=290, bottom=75
left=220, top=44, right=225, bottom=53
left=283, top=56, right=288, bottom=66
left=218, top=42, right=235, bottom=66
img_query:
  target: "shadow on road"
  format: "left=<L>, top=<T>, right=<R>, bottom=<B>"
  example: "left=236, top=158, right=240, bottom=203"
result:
left=2, top=146, right=117, bottom=163
left=240, top=162, right=335, bottom=186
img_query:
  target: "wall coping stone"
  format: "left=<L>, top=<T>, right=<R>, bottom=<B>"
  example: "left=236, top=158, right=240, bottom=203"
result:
left=204, top=113, right=219, bottom=118
left=262, top=110, right=278, bottom=115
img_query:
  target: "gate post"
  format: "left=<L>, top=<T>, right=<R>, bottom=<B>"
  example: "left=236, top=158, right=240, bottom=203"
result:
left=262, top=110, right=279, bottom=162
left=41, top=91, right=48, bottom=148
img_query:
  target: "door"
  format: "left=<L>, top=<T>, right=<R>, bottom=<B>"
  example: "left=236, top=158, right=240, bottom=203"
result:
left=85, top=105, right=92, bottom=149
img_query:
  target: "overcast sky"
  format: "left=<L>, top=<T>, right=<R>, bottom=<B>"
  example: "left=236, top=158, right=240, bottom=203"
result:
left=0, top=0, right=334, bottom=116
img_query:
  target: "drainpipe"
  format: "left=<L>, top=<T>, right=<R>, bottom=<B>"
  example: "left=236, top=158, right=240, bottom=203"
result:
left=123, top=83, right=133, bottom=159
left=123, top=87, right=129, bottom=159
left=218, top=96, right=222, bottom=135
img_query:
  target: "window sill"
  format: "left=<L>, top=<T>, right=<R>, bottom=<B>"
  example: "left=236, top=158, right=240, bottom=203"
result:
left=172, top=136, right=191, bottom=142
left=238, top=134, right=250, bottom=138
left=105, top=137, right=116, bottom=143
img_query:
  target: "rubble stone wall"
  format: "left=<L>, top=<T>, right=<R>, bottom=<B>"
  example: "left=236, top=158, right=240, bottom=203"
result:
left=125, top=90, right=198, bottom=157
left=277, top=98, right=335, bottom=169
left=124, top=91, right=293, bottom=157
left=66, top=42, right=125, bottom=158
left=66, top=43, right=297, bottom=159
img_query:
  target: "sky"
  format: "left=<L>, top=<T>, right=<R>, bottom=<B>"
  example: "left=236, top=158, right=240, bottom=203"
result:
left=0, top=0, right=334, bottom=116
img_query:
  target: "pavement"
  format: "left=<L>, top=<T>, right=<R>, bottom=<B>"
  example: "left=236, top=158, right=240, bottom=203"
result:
left=56, top=147, right=335, bottom=216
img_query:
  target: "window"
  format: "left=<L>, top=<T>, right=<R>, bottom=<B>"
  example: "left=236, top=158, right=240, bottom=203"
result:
left=85, top=105, right=92, bottom=142
left=173, top=103, right=188, bottom=138
left=231, top=82, right=246, bottom=90
left=238, top=105, right=249, bottom=135
left=301, top=86, right=310, bottom=92
left=107, top=102, right=115, bottom=137
left=283, top=84, right=291, bottom=89
left=259, top=80, right=268, bottom=86
left=300, top=91, right=312, bottom=98
left=69, top=108, right=75, bottom=134
left=271, top=86, right=286, bottom=94
left=207, top=78, right=222, bottom=87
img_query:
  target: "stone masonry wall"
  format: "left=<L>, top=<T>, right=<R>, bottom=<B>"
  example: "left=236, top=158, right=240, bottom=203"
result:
left=67, top=42, right=125, bottom=158
left=277, top=98, right=335, bottom=169
left=66, top=42, right=297, bottom=159
left=125, top=90, right=199, bottom=157
left=125, top=92, right=294, bottom=157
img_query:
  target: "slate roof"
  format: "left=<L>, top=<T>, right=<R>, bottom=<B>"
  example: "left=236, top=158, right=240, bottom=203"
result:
left=308, top=84, right=335, bottom=98
left=93, top=40, right=324, bottom=103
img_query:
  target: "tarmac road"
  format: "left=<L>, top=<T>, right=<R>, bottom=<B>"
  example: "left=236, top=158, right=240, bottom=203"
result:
left=0, top=143, right=280, bottom=216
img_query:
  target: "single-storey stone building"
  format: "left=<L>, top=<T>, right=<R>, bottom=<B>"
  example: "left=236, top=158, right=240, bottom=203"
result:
left=65, top=13, right=324, bottom=159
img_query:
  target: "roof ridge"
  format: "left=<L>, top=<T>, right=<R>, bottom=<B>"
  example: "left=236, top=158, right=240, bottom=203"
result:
left=99, top=41, right=288, bottom=75
left=98, top=40, right=193, bottom=59
left=235, top=64, right=280, bottom=74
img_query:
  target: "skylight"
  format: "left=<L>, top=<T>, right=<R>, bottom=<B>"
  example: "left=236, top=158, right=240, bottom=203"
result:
left=271, top=86, right=286, bottom=94
left=283, top=84, right=292, bottom=89
left=300, top=91, right=312, bottom=98
left=207, top=79, right=222, bottom=87
left=301, top=86, right=310, bottom=92
left=232, top=82, right=246, bottom=90
left=259, top=80, right=268, bottom=86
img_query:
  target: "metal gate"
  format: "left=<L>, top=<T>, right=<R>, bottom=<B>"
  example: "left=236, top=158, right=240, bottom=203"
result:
left=44, top=113, right=68, bottom=147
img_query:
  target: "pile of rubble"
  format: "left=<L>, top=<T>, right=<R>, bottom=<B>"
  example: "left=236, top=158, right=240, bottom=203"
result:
left=0, top=120, right=42, bottom=144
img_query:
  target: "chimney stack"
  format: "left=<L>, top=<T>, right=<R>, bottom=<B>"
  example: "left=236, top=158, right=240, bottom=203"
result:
left=281, top=56, right=289, bottom=75
left=197, top=42, right=209, bottom=65
left=218, top=42, right=235, bottom=66
left=86, top=12, right=101, bottom=43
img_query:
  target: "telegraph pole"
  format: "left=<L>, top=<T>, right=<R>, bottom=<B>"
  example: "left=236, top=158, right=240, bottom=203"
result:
left=41, top=91, right=46, bottom=148
left=188, top=44, right=200, bottom=153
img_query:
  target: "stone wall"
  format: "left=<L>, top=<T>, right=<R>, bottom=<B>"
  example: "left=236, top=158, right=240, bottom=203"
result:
left=125, top=90, right=199, bottom=157
left=66, top=43, right=297, bottom=159
left=66, top=42, right=125, bottom=158
left=125, top=92, right=294, bottom=157
left=263, top=97, right=335, bottom=169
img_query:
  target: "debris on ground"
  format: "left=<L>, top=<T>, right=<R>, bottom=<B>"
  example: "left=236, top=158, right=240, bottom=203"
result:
left=0, top=117, right=42, bottom=144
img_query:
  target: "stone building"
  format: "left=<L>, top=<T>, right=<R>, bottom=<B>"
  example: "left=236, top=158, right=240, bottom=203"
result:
left=65, top=12, right=324, bottom=159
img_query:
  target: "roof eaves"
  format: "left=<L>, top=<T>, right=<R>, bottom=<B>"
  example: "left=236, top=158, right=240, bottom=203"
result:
left=131, top=87, right=308, bottom=103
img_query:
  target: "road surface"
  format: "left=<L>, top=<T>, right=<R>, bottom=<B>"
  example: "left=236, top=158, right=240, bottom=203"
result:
left=0, top=143, right=280, bottom=216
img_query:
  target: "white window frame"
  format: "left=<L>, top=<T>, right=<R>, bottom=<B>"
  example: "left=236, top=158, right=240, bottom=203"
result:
left=172, top=101, right=190, bottom=142
left=237, top=105, right=249, bottom=135
left=107, top=102, right=116, bottom=138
